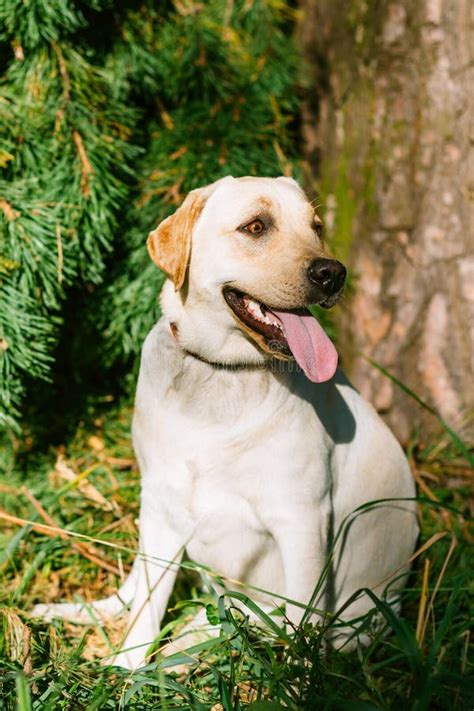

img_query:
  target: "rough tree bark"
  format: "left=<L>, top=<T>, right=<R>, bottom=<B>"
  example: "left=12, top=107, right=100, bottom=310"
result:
left=299, top=0, right=473, bottom=443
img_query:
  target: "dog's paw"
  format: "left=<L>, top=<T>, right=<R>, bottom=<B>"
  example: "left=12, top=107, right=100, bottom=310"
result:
left=30, top=601, right=101, bottom=624
left=30, top=603, right=60, bottom=622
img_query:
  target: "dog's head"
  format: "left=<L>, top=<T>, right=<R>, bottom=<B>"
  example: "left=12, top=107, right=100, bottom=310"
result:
left=147, top=176, right=346, bottom=382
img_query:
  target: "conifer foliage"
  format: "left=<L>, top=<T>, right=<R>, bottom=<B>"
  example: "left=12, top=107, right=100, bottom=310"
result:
left=0, top=0, right=300, bottom=431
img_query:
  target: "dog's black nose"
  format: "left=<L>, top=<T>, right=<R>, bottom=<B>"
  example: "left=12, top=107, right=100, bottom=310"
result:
left=307, top=258, right=346, bottom=295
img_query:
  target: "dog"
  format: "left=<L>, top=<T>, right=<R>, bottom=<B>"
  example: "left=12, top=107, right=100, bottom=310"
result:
left=33, top=176, right=418, bottom=670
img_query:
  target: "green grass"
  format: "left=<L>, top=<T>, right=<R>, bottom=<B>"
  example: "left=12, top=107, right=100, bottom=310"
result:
left=0, top=396, right=472, bottom=710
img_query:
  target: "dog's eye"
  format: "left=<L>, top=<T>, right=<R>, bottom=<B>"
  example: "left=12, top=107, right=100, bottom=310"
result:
left=315, top=222, right=323, bottom=237
left=242, top=219, right=265, bottom=236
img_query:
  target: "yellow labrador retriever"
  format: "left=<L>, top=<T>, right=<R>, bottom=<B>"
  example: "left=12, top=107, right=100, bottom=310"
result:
left=33, top=176, right=418, bottom=669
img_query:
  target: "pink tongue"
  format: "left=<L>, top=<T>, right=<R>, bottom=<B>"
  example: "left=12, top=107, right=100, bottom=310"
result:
left=272, top=309, right=338, bottom=383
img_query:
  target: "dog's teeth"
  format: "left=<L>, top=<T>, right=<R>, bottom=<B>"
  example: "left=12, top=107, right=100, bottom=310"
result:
left=247, top=299, right=265, bottom=320
left=244, top=297, right=284, bottom=330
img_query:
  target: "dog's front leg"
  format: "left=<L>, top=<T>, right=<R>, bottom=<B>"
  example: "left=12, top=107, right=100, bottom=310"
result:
left=273, top=512, right=328, bottom=629
left=111, top=502, right=184, bottom=671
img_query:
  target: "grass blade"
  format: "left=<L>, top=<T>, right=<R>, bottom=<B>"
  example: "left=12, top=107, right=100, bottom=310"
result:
left=15, top=673, right=32, bottom=711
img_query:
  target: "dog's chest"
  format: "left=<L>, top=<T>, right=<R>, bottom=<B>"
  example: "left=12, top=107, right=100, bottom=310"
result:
left=134, top=363, right=330, bottom=539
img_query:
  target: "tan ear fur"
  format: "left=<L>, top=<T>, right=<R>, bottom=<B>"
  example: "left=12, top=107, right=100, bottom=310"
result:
left=147, top=191, right=205, bottom=290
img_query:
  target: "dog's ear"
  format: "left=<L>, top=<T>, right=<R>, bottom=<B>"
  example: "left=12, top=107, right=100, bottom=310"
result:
left=147, top=190, right=206, bottom=290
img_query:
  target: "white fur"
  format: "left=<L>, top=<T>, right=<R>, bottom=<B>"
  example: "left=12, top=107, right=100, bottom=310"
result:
left=32, top=176, right=418, bottom=670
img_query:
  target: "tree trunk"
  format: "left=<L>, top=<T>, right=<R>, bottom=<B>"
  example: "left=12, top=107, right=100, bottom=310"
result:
left=299, top=0, right=473, bottom=443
